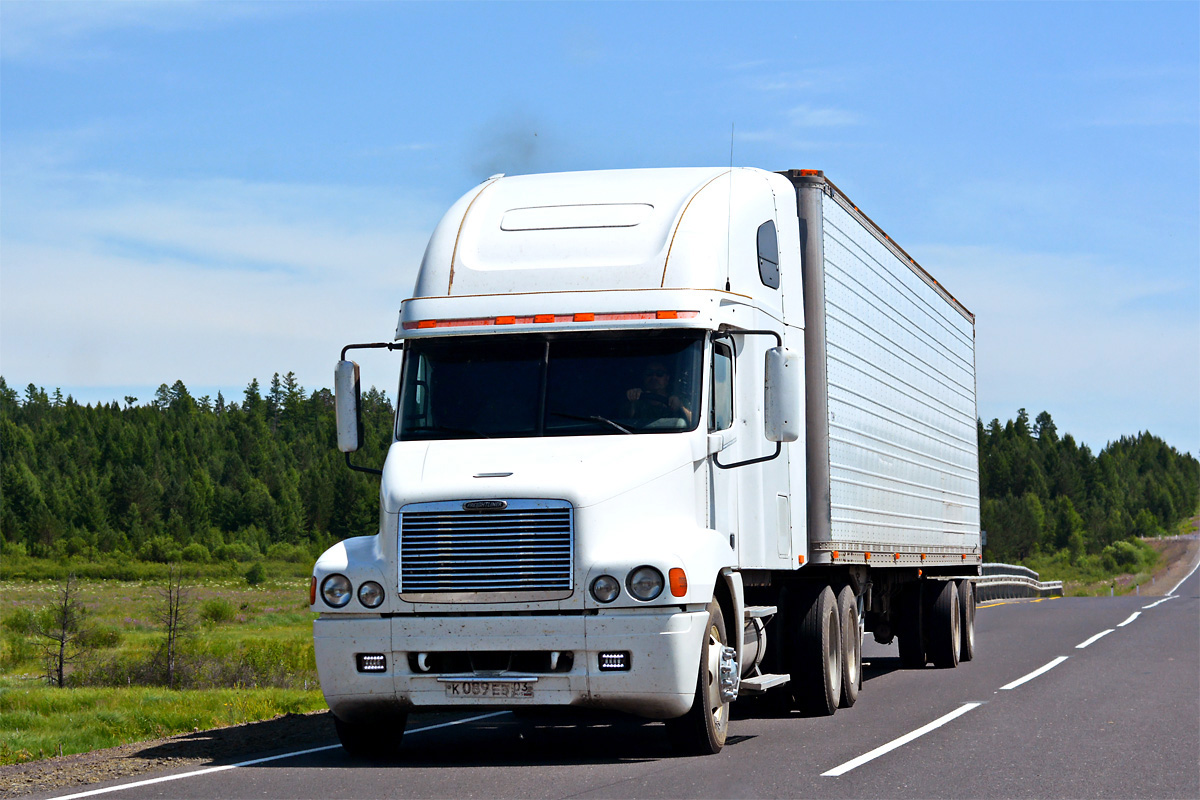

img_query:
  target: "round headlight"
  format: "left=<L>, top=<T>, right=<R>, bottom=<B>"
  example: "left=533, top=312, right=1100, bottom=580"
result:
left=627, top=566, right=664, bottom=601
left=321, top=574, right=352, bottom=608
left=358, top=581, right=385, bottom=608
left=590, top=575, right=620, bottom=603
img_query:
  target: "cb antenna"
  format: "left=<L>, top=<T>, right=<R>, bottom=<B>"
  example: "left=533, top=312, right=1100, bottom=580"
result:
left=725, top=123, right=734, bottom=292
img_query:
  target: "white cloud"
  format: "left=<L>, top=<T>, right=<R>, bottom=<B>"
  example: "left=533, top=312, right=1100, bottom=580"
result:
left=919, top=244, right=1200, bottom=454
left=788, top=104, right=861, bottom=127
left=0, top=169, right=438, bottom=398
left=0, top=1, right=298, bottom=64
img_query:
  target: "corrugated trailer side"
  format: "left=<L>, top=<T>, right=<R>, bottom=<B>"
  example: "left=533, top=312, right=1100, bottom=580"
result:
left=786, top=171, right=981, bottom=568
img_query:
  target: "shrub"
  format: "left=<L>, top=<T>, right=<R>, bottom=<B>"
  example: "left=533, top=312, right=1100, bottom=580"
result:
left=214, top=543, right=258, bottom=562
left=2, top=607, right=37, bottom=634
left=137, top=536, right=183, bottom=564
left=181, top=543, right=211, bottom=563
left=244, top=563, right=267, bottom=586
left=79, top=625, right=123, bottom=649
left=199, top=598, right=236, bottom=624
left=265, top=542, right=308, bottom=563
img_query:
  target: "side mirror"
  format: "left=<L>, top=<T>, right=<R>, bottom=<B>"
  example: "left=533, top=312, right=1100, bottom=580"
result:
left=764, top=346, right=801, bottom=443
left=334, top=360, right=364, bottom=453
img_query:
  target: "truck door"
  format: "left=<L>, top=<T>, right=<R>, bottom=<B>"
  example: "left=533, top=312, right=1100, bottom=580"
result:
left=709, top=338, right=739, bottom=555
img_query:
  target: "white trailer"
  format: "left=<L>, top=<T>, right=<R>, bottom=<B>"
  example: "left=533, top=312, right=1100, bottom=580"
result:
left=312, top=167, right=981, bottom=756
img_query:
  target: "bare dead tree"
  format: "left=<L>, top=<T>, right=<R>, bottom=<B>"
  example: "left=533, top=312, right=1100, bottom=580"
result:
left=155, top=564, right=194, bottom=688
left=35, top=574, right=90, bottom=687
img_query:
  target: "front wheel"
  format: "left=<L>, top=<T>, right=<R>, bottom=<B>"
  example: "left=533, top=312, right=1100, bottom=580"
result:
left=666, top=600, right=730, bottom=755
left=333, top=712, right=407, bottom=759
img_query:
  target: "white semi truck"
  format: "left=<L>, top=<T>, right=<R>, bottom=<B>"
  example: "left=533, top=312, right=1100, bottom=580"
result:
left=311, top=167, right=981, bottom=756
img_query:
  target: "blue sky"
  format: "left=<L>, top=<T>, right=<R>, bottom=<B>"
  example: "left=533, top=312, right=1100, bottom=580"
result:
left=1, top=1, right=1197, bottom=455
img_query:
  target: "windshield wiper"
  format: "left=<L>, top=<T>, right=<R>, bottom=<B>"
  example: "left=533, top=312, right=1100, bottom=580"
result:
left=549, top=411, right=633, bottom=435
left=404, top=424, right=492, bottom=439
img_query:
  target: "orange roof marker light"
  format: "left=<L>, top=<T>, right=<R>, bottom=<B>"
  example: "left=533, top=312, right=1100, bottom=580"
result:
left=656, top=310, right=678, bottom=319
left=495, top=316, right=516, bottom=325
left=533, top=314, right=555, bottom=323
left=669, top=568, right=688, bottom=598
left=798, top=555, right=805, bottom=565
left=574, top=312, right=594, bottom=322
left=417, top=320, right=436, bottom=329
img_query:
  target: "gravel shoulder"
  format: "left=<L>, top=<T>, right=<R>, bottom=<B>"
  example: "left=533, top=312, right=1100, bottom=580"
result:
left=1141, top=517, right=1200, bottom=597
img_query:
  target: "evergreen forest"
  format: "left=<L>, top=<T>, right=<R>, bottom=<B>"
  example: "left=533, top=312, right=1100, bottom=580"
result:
left=1, top=376, right=1197, bottom=572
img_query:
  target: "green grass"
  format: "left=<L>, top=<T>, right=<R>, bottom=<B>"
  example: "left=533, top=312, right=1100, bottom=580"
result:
left=0, top=564, right=325, bottom=764
left=0, top=684, right=325, bottom=765
left=1022, top=538, right=1162, bottom=596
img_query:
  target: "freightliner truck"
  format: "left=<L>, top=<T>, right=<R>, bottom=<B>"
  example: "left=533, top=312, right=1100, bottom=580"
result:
left=311, top=167, right=981, bottom=756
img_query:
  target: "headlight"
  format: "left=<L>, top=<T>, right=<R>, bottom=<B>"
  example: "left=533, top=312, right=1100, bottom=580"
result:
left=627, top=566, right=664, bottom=601
left=358, top=581, right=385, bottom=608
left=321, top=574, right=353, bottom=608
left=590, top=575, right=620, bottom=603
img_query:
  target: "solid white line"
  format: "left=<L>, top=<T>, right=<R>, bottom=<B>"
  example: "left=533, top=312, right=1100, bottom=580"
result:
left=47, top=711, right=511, bottom=800
left=1075, top=629, right=1114, bottom=649
left=999, top=655, right=1069, bottom=690
left=821, top=703, right=981, bottom=777
left=1117, top=612, right=1141, bottom=627
left=1167, top=555, right=1200, bottom=597
left=1142, top=596, right=1177, bottom=610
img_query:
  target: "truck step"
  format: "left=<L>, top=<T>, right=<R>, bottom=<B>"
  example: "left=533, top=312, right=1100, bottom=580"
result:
left=738, top=673, right=789, bottom=694
left=744, top=605, right=777, bottom=621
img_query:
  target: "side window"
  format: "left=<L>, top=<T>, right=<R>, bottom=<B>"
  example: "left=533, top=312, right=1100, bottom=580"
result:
left=710, top=342, right=733, bottom=431
left=757, top=220, right=779, bottom=289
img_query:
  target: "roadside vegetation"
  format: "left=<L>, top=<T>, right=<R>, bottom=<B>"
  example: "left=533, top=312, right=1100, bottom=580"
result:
left=978, top=410, right=1198, bottom=594
left=1, top=378, right=1196, bottom=763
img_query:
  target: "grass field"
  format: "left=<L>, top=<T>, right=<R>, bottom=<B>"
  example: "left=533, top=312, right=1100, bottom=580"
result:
left=0, top=560, right=324, bottom=765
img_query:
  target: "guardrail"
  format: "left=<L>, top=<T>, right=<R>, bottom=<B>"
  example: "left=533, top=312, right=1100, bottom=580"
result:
left=975, top=563, right=1063, bottom=601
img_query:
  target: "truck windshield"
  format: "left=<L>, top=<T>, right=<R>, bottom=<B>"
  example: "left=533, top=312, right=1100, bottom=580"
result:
left=398, top=332, right=704, bottom=440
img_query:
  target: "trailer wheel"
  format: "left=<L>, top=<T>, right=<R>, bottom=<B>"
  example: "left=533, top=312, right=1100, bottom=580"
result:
left=957, top=579, right=976, bottom=662
left=333, top=713, right=407, bottom=759
left=928, top=580, right=961, bottom=669
left=896, top=582, right=926, bottom=669
left=667, top=600, right=729, bottom=755
left=792, top=585, right=842, bottom=715
left=836, top=585, right=861, bottom=708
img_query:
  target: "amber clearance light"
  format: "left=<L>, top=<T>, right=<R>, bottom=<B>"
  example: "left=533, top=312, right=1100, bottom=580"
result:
left=402, top=311, right=698, bottom=331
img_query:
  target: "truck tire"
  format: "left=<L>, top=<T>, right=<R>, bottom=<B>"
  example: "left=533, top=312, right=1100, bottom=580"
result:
left=957, top=579, right=976, bottom=662
left=792, top=585, right=841, bottom=716
left=896, top=582, right=926, bottom=669
left=928, top=580, right=961, bottom=669
left=836, top=585, right=861, bottom=708
left=333, top=712, right=407, bottom=759
left=666, top=600, right=729, bottom=755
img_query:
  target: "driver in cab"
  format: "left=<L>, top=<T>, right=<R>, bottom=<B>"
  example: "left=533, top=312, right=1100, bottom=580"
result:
left=625, top=361, right=693, bottom=427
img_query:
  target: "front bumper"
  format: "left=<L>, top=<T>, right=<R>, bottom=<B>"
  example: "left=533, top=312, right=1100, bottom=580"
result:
left=313, top=608, right=707, bottom=722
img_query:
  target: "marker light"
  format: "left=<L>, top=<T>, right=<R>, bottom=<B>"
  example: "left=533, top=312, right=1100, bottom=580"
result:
left=669, top=568, right=688, bottom=598
left=309, top=576, right=317, bottom=606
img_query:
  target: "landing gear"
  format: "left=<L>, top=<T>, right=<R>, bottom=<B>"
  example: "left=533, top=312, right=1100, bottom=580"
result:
left=333, top=712, right=407, bottom=759
left=897, top=582, right=926, bottom=669
left=667, top=600, right=730, bottom=755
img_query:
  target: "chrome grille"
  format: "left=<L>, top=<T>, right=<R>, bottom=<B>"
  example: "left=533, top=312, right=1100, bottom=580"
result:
left=400, top=500, right=573, bottom=593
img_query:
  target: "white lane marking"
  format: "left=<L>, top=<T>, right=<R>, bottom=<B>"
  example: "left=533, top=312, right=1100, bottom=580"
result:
left=1167, top=556, right=1200, bottom=596
left=999, top=655, right=1069, bottom=690
left=1075, top=629, right=1114, bottom=649
left=1117, top=612, right=1141, bottom=627
left=1142, top=596, right=1176, bottom=610
left=47, top=711, right=511, bottom=800
left=821, top=703, right=982, bottom=777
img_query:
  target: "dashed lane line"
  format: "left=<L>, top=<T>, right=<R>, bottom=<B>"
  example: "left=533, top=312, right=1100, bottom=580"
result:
left=998, top=655, right=1069, bottom=690
left=1117, top=611, right=1140, bottom=627
left=1142, top=596, right=1176, bottom=610
left=1075, top=629, right=1114, bottom=649
left=46, top=711, right=512, bottom=800
left=821, top=702, right=982, bottom=777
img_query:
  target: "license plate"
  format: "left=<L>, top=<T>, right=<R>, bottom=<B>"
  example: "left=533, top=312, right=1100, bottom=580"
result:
left=443, top=681, right=535, bottom=699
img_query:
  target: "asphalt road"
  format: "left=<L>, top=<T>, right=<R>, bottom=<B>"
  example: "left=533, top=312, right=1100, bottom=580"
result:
left=35, top=566, right=1200, bottom=800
